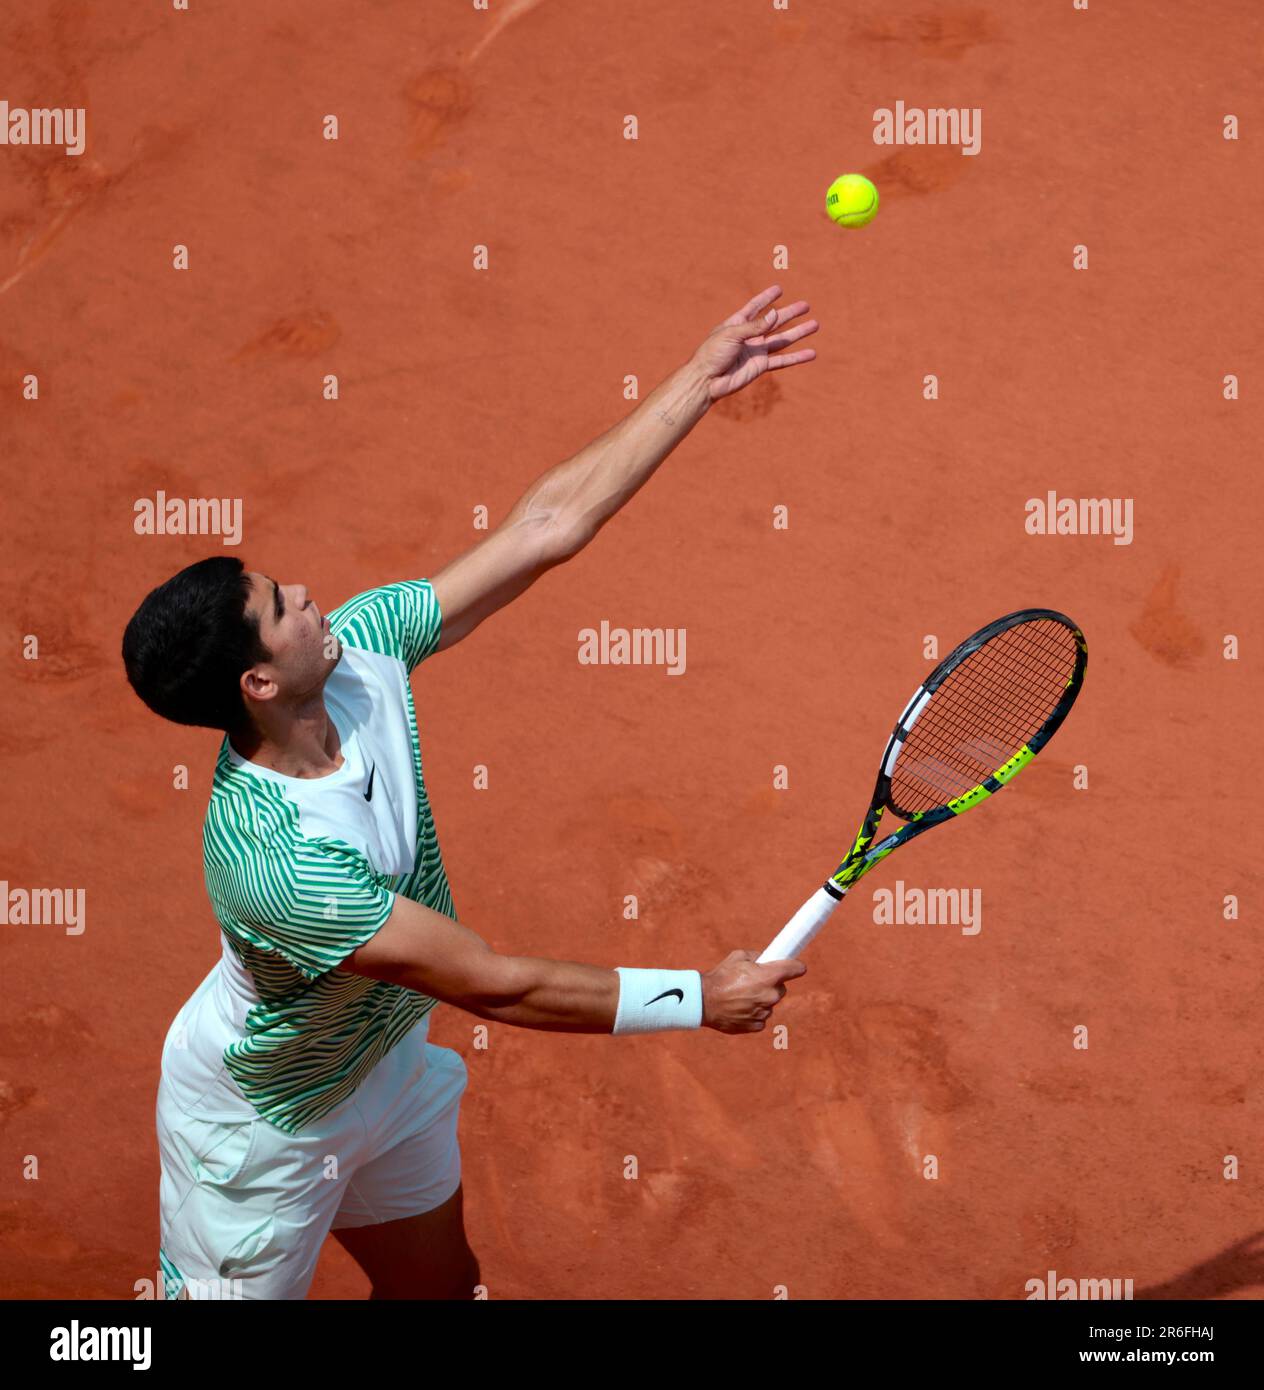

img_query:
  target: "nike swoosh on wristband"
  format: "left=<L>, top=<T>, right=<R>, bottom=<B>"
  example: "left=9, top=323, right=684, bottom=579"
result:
left=646, top=988, right=684, bottom=1006
left=363, top=763, right=376, bottom=801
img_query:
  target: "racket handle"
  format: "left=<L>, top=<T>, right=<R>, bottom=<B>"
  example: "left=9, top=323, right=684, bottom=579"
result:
left=757, top=884, right=847, bottom=963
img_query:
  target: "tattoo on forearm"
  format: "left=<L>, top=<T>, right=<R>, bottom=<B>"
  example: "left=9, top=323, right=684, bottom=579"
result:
left=654, top=409, right=677, bottom=426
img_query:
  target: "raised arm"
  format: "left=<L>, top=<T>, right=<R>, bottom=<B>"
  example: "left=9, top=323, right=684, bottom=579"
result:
left=431, top=285, right=817, bottom=652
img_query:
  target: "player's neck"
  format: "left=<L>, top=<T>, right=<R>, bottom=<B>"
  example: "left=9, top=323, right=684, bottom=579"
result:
left=232, top=696, right=344, bottom=779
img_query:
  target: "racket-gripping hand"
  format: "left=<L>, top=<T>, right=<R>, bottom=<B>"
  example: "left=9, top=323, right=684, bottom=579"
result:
left=699, top=951, right=806, bottom=1035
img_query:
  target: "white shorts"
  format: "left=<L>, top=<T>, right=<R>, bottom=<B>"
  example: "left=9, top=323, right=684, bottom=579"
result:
left=156, top=1021, right=468, bottom=1300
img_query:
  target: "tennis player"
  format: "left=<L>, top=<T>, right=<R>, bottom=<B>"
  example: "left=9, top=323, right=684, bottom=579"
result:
left=122, top=286, right=817, bottom=1301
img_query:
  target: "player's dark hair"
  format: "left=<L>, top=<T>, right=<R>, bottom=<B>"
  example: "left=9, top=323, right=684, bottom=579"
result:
left=122, top=557, right=271, bottom=738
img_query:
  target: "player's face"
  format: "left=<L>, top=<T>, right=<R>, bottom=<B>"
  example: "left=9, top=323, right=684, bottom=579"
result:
left=243, top=571, right=341, bottom=703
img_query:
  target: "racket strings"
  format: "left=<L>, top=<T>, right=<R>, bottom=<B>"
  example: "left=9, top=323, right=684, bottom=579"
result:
left=890, top=619, right=1078, bottom=816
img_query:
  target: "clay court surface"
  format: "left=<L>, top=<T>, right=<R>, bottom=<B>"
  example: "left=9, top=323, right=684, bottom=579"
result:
left=1, top=0, right=1261, bottom=1299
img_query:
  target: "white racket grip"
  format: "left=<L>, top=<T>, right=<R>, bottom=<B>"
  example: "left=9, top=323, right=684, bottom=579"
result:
left=757, top=884, right=848, bottom=963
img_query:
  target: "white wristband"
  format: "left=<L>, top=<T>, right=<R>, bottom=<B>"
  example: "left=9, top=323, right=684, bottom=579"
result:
left=612, top=968, right=704, bottom=1034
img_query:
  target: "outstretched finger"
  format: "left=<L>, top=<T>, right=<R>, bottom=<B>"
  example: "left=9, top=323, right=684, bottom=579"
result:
left=766, top=348, right=817, bottom=371
left=731, top=284, right=782, bottom=323
left=762, top=318, right=819, bottom=351
left=766, top=299, right=811, bottom=332
left=731, top=310, right=781, bottom=341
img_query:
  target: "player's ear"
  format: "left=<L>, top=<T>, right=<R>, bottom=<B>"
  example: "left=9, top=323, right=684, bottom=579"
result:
left=241, top=667, right=277, bottom=704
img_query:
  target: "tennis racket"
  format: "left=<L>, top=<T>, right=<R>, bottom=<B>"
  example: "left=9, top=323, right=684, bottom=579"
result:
left=758, top=609, right=1087, bottom=963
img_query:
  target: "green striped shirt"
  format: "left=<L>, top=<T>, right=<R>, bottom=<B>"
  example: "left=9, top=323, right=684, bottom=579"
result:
left=201, top=580, right=451, bottom=1133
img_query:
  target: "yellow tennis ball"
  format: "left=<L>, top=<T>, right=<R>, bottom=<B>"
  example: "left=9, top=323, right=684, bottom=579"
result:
left=825, top=173, right=879, bottom=228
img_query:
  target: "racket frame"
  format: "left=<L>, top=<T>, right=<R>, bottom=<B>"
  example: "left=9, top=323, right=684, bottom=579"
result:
left=757, top=609, right=1087, bottom=963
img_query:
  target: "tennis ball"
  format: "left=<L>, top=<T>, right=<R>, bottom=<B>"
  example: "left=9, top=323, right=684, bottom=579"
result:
left=825, top=173, right=879, bottom=229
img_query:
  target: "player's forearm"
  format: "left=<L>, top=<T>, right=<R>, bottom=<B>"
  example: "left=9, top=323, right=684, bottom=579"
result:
left=465, top=954, right=621, bottom=1033
left=512, top=361, right=712, bottom=554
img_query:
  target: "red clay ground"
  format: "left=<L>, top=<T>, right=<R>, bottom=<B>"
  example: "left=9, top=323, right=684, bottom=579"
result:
left=1, top=0, right=1261, bottom=1299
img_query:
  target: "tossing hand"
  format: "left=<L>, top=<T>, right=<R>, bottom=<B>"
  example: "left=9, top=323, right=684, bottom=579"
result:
left=690, top=284, right=819, bottom=402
